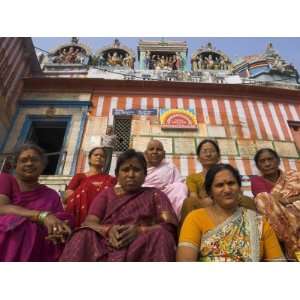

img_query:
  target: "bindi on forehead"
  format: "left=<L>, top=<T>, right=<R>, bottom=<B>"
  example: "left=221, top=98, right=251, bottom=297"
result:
left=18, top=154, right=41, bottom=163
left=19, top=150, right=39, bottom=158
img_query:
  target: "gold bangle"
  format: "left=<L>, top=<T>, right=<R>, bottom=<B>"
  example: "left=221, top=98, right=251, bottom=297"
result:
left=38, top=211, right=50, bottom=224
left=30, top=211, right=40, bottom=222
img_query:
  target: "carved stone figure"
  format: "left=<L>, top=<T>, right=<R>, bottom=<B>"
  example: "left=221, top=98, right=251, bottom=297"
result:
left=197, top=56, right=203, bottom=70
left=144, top=51, right=150, bottom=69
left=172, top=54, right=177, bottom=70
left=205, top=54, right=214, bottom=70
left=191, top=55, right=198, bottom=71
left=175, top=52, right=182, bottom=70
left=65, top=47, right=77, bottom=63
left=149, top=55, right=156, bottom=70
left=219, top=56, right=226, bottom=70
left=160, top=56, right=167, bottom=69
left=272, top=56, right=287, bottom=73
left=123, top=53, right=134, bottom=68
left=167, top=56, right=174, bottom=70
left=111, top=52, right=120, bottom=65
left=98, top=54, right=106, bottom=66
left=75, top=49, right=87, bottom=64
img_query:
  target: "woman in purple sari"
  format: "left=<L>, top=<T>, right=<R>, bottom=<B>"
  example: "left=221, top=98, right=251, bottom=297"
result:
left=0, top=144, right=73, bottom=262
left=60, top=149, right=178, bottom=262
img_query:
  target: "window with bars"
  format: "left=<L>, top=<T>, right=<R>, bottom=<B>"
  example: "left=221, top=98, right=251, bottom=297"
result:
left=113, top=116, right=132, bottom=152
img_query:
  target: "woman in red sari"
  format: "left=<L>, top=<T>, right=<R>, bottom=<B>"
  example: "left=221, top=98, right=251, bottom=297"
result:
left=251, top=148, right=300, bottom=260
left=65, top=147, right=117, bottom=227
left=250, top=148, right=281, bottom=197
left=60, top=149, right=178, bottom=262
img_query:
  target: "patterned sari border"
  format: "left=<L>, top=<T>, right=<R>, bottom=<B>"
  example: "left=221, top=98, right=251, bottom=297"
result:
left=201, top=207, right=242, bottom=241
left=178, top=242, right=199, bottom=251
left=246, top=209, right=261, bottom=262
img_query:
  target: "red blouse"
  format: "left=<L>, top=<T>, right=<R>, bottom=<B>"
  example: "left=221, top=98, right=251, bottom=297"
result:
left=66, top=173, right=117, bottom=227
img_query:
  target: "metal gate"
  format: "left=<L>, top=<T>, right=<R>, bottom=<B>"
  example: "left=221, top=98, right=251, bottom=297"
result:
left=113, top=116, right=132, bottom=152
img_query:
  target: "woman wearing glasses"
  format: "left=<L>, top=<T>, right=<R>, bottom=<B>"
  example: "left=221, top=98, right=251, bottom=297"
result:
left=180, top=139, right=221, bottom=224
left=180, top=139, right=255, bottom=225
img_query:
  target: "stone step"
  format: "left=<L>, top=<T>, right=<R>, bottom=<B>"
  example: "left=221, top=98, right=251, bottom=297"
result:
left=39, top=175, right=72, bottom=180
left=39, top=175, right=72, bottom=193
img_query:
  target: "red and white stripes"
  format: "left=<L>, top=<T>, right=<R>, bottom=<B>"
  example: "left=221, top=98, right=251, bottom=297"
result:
left=84, top=94, right=300, bottom=177
left=92, top=94, right=300, bottom=141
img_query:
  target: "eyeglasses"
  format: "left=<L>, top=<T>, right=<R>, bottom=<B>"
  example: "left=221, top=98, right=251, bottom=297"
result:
left=200, top=149, right=217, bottom=155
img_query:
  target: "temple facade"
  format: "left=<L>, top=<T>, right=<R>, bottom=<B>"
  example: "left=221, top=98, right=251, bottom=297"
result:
left=1, top=38, right=300, bottom=195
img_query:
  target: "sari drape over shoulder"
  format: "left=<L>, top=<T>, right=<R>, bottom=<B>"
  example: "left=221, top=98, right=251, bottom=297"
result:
left=60, top=187, right=178, bottom=262
left=143, top=160, right=188, bottom=218
left=199, top=208, right=261, bottom=261
left=66, top=173, right=117, bottom=227
left=254, top=170, right=300, bottom=258
left=186, top=172, right=205, bottom=195
left=251, top=175, right=275, bottom=197
left=0, top=173, right=73, bottom=262
left=179, top=207, right=283, bottom=262
left=181, top=172, right=206, bottom=223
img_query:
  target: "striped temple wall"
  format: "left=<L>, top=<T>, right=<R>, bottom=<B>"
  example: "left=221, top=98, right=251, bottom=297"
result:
left=0, top=38, right=38, bottom=150
left=77, top=94, right=300, bottom=195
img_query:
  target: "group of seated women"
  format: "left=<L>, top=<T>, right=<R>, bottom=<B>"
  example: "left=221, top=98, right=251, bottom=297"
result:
left=0, top=138, right=299, bottom=262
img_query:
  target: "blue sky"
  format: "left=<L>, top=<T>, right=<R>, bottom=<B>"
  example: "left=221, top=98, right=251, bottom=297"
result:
left=33, top=37, right=300, bottom=71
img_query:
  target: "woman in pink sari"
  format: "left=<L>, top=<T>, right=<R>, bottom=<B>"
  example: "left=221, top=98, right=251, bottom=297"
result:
left=0, top=144, right=72, bottom=262
left=65, top=147, right=117, bottom=227
left=251, top=148, right=300, bottom=260
left=143, top=139, right=188, bottom=219
left=60, top=149, right=178, bottom=262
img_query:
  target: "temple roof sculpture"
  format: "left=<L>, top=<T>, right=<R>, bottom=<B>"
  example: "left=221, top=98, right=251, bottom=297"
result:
left=47, top=37, right=92, bottom=65
left=137, top=39, right=188, bottom=71
left=94, top=39, right=136, bottom=69
left=233, top=43, right=299, bottom=83
left=190, top=42, right=232, bottom=72
left=36, top=38, right=299, bottom=86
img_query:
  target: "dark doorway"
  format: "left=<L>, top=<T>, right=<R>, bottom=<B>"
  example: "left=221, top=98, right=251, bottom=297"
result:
left=26, top=120, right=67, bottom=175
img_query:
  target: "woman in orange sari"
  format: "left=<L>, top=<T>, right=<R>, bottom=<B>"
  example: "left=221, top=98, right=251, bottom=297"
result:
left=65, top=147, right=117, bottom=227
left=177, top=164, right=284, bottom=262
